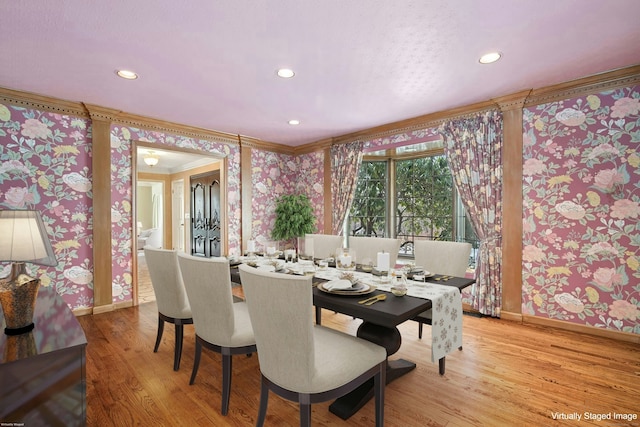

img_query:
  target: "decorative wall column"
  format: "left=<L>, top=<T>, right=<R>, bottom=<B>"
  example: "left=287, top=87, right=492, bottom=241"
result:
left=495, top=91, right=530, bottom=318
left=323, top=144, right=333, bottom=233
left=85, top=107, right=113, bottom=309
left=240, top=136, right=253, bottom=251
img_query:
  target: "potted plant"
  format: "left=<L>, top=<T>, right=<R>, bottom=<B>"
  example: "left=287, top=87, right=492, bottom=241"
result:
left=271, top=194, right=316, bottom=251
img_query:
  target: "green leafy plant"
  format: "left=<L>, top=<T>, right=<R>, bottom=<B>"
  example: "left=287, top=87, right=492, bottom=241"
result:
left=271, top=194, right=316, bottom=245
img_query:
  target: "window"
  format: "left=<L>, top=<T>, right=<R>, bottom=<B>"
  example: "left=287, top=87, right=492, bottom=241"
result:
left=349, top=161, right=387, bottom=237
left=347, top=144, right=478, bottom=266
left=396, top=155, right=453, bottom=247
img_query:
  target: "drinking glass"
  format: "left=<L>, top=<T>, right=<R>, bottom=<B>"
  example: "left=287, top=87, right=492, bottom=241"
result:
left=298, top=236, right=314, bottom=261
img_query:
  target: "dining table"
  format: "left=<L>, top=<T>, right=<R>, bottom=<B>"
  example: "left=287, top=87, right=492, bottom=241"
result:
left=229, top=258, right=475, bottom=420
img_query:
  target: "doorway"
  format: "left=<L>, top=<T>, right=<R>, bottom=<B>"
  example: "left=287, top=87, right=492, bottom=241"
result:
left=133, top=142, right=225, bottom=305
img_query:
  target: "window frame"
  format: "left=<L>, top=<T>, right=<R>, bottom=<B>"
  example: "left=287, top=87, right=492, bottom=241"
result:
left=348, top=145, right=477, bottom=263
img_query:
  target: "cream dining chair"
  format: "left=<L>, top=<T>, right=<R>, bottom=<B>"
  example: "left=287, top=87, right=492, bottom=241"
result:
left=412, top=240, right=472, bottom=375
left=305, top=233, right=343, bottom=259
left=238, top=264, right=387, bottom=427
left=144, top=247, right=193, bottom=371
left=177, top=253, right=256, bottom=416
left=348, top=236, right=402, bottom=267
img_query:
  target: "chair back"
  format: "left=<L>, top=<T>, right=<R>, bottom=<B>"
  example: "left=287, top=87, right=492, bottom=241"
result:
left=305, top=234, right=343, bottom=259
left=414, top=240, right=472, bottom=277
left=348, top=236, right=402, bottom=267
left=177, top=253, right=237, bottom=346
left=239, top=264, right=315, bottom=390
left=144, top=247, right=191, bottom=318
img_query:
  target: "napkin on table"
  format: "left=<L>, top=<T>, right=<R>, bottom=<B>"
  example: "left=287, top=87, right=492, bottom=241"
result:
left=323, top=279, right=354, bottom=291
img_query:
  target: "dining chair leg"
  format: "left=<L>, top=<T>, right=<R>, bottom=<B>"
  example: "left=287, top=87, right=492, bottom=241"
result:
left=300, top=402, right=311, bottom=427
left=154, top=316, right=164, bottom=352
left=438, top=357, right=445, bottom=375
left=174, top=323, right=184, bottom=371
left=375, top=362, right=386, bottom=427
left=256, top=376, right=269, bottom=427
left=418, top=322, right=424, bottom=339
left=221, top=354, right=232, bottom=415
left=189, top=339, right=202, bottom=385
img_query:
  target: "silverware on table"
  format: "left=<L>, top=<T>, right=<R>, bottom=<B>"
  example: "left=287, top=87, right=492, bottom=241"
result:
left=358, top=294, right=386, bottom=305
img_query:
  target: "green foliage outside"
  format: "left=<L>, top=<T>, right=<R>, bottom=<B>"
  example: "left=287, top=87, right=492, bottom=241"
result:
left=395, top=156, right=453, bottom=241
left=271, top=194, right=317, bottom=243
left=350, top=161, right=387, bottom=236
left=350, top=156, right=454, bottom=241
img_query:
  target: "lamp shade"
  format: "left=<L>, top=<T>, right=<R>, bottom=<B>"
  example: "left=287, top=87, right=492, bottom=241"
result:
left=0, top=210, right=57, bottom=267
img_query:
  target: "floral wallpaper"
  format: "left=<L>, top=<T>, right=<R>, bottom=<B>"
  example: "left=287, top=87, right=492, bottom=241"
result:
left=0, top=103, right=94, bottom=310
left=109, top=126, right=241, bottom=303
left=250, top=148, right=324, bottom=248
left=522, top=86, right=640, bottom=334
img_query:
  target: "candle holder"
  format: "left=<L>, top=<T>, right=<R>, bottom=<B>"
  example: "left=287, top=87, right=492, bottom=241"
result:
left=336, top=248, right=356, bottom=271
left=264, top=241, right=281, bottom=260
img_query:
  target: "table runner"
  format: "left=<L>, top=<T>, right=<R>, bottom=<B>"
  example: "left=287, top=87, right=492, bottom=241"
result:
left=314, top=269, right=463, bottom=363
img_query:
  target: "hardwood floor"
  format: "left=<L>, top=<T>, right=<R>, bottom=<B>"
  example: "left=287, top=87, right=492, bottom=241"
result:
left=136, top=252, right=156, bottom=305
left=79, top=290, right=640, bottom=426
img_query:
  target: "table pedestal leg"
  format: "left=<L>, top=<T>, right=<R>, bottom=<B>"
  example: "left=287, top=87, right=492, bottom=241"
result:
left=328, top=321, right=416, bottom=420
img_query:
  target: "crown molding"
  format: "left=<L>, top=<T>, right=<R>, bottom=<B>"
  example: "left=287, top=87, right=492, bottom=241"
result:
left=494, top=90, right=532, bottom=111
left=331, top=99, right=499, bottom=146
left=293, top=137, right=332, bottom=155
left=0, top=86, right=89, bottom=118
left=239, top=135, right=295, bottom=155
left=4, top=63, right=639, bottom=152
left=525, top=64, right=640, bottom=107
left=83, top=103, right=240, bottom=145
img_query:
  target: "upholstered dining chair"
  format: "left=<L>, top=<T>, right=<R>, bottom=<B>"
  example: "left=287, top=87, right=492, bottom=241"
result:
left=412, top=240, right=472, bottom=374
left=177, top=253, right=256, bottom=416
left=238, top=264, right=387, bottom=427
left=348, top=236, right=402, bottom=267
left=144, top=247, right=193, bottom=371
left=305, top=233, right=343, bottom=260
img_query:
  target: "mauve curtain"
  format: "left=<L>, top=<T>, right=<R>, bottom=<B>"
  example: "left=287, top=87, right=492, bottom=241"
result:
left=439, top=110, right=503, bottom=317
left=330, top=141, right=364, bottom=235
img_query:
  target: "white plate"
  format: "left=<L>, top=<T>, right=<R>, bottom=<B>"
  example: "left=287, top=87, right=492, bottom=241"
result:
left=317, top=282, right=375, bottom=296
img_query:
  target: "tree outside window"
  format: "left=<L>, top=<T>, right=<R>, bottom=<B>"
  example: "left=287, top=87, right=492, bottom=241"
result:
left=349, top=161, right=386, bottom=237
left=396, top=155, right=454, bottom=252
left=348, top=150, right=478, bottom=264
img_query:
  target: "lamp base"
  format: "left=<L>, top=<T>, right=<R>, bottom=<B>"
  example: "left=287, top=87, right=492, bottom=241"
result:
left=4, top=322, right=35, bottom=335
left=0, top=264, right=40, bottom=335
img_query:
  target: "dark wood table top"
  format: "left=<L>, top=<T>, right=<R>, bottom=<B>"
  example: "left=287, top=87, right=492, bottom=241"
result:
left=312, top=275, right=474, bottom=328
left=230, top=263, right=474, bottom=329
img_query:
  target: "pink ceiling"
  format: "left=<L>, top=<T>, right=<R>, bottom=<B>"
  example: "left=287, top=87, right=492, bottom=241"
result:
left=1, top=0, right=639, bottom=146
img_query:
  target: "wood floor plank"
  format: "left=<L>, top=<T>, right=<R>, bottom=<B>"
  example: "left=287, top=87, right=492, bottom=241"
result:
left=78, top=280, right=640, bottom=426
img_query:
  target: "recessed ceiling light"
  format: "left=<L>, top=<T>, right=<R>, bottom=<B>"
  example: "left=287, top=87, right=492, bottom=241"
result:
left=277, top=68, right=295, bottom=78
left=479, top=52, right=501, bottom=64
left=288, top=119, right=300, bottom=125
left=116, top=69, right=139, bottom=80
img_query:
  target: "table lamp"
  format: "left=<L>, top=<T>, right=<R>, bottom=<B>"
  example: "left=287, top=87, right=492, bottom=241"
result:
left=0, top=210, right=57, bottom=335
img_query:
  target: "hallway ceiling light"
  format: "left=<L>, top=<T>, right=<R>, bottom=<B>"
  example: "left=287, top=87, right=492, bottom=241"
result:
left=288, top=119, right=300, bottom=125
left=143, top=151, right=159, bottom=167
